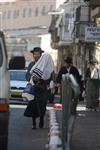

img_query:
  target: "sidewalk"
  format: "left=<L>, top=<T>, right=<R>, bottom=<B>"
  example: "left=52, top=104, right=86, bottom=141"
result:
left=55, top=101, right=100, bottom=150
left=72, top=102, right=100, bottom=150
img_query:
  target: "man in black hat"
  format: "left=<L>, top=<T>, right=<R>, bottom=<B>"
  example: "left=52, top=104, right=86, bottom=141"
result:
left=85, top=60, right=98, bottom=81
left=56, top=57, right=81, bottom=90
left=25, top=47, right=46, bottom=129
left=25, top=47, right=44, bottom=81
left=85, top=60, right=99, bottom=110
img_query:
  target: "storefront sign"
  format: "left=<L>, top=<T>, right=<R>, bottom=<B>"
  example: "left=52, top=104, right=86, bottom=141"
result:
left=85, top=27, right=100, bottom=42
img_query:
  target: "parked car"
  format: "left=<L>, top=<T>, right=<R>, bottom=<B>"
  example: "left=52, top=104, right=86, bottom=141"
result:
left=9, top=56, right=25, bottom=69
left=9, top=69, right=28, bottom=99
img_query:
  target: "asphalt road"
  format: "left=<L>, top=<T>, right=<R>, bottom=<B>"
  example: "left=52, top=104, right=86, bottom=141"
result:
left=8, top=104, right=49, bottom=150
left=8, top=99, right=100, bottom=150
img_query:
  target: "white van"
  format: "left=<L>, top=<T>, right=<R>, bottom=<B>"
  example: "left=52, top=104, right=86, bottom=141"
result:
left=0, top=31, right=10, bottom=150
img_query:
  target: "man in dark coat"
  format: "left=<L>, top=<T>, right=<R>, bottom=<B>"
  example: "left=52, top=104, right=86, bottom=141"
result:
left=24, top=47, right=48, bottom=129
left=56, top=56, right=81, bottom=115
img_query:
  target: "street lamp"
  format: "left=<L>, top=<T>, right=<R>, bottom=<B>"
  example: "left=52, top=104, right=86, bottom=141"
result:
left=0, top=12, right=3, bottom=31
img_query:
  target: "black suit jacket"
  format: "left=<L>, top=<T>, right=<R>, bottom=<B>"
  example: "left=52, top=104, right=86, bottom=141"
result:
left=56, top=66, right=81, bottom=87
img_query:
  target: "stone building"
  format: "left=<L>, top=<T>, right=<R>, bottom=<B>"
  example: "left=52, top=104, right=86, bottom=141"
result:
left=0, top=0, right=65, bottom=70
left=49, top=0, right=100, bottom=75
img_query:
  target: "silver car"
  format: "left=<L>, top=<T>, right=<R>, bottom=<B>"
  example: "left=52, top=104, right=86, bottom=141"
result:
left=9, top=69, right=28, bottom=99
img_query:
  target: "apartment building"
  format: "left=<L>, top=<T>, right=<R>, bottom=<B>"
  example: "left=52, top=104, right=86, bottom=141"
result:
left=0, top=0, right=66, bottom=32
left=0, top=0, right=65, bottom=69
left=90, top=0, right=100, bottom=65
left=49, top=0, right=100, bottom=74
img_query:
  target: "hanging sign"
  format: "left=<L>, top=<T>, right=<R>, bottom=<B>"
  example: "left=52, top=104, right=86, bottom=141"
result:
left=85, top=27, right=100, bottom=42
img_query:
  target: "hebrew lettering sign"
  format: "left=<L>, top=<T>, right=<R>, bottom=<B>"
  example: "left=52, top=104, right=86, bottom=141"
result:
left=85, top=27, right=100, bottom=42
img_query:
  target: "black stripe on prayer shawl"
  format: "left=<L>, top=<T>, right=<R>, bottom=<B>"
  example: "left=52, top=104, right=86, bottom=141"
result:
left=32, top=73, right=40, bottom=79
left=34, top=68, right=43, bottom=76
left=32, top=68, right=43, bottom=79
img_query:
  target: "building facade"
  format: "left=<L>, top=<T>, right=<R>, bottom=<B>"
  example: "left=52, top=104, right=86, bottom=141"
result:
left=0, top=0, right=66, bottom=70
left=90, top=0, right=100, bottom=66
left=49, top=0, right=100, bottom=75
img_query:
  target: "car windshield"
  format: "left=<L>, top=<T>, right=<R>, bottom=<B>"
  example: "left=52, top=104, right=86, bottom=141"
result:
left=10, top=70, right=26, bottom=81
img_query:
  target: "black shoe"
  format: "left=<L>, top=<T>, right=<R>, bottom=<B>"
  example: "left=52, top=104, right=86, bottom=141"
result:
left=32, top=125, right=36, bottom=130
left=39, top=122, right=43, bottom=128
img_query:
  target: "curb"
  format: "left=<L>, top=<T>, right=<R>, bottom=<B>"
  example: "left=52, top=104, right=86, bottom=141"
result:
left=45, top=109, right=63, bottom=150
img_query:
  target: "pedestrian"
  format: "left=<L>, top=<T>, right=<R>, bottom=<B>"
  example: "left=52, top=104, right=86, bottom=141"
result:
left=24, top=50, right=54, bottom=129
left=85, top=60, right=100, bottom=111
left=56, top=56, right=81, bottom=115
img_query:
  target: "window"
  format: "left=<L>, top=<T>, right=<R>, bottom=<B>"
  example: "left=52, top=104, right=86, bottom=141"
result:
left=22, top=8, right=27, bottom=18
left=13, top=10, right=20, bottom=19
left=10, top=71, right=26, bottom=81
left=2, top=11, right=6, bottom=20
left=35, top=7, right=39, bottom=16
left=7, top=11, right=11, bottom=19
left=41, top=6, right=46, bottom=16
left=28, top=8, right=32, bottom=17
left=64, top=19, right=69, bottom=32
left=49, top=5, right=53, bottom=12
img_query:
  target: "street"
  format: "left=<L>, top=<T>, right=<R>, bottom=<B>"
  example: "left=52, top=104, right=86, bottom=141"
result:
left=8, top=104, right=49, bottom=150
left=7, top=100, right=100, bottom=150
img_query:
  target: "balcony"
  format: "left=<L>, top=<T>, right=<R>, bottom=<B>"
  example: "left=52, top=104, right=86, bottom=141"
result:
left=90, top=0, right=100, bottom=6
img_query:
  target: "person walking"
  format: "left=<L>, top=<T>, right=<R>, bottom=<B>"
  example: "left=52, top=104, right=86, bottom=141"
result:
left=85, top=60, right=100, bottom=111
left=24, top=50, right=54, bottom=129
left=25, top=47, right=44, bottom=129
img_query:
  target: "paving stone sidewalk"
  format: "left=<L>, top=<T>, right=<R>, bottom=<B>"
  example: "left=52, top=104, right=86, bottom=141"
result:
left=56, top=102, right=100, bottom=150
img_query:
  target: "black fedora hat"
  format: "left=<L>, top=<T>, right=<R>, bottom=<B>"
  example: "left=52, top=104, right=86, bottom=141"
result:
left=64, top=57, right=73, bottom=64
left=30, top=47, right=44, bottom=53
left=89, top=60, right=97, bottom=64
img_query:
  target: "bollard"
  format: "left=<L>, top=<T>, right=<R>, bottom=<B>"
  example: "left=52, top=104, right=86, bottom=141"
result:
left=61, top=74, right=80, bottom=150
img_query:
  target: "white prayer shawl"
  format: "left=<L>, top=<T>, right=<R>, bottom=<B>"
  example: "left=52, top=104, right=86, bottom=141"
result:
left=30, top=53, right=54, bottom=80
left=91, top=68, right=99, bottom=79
